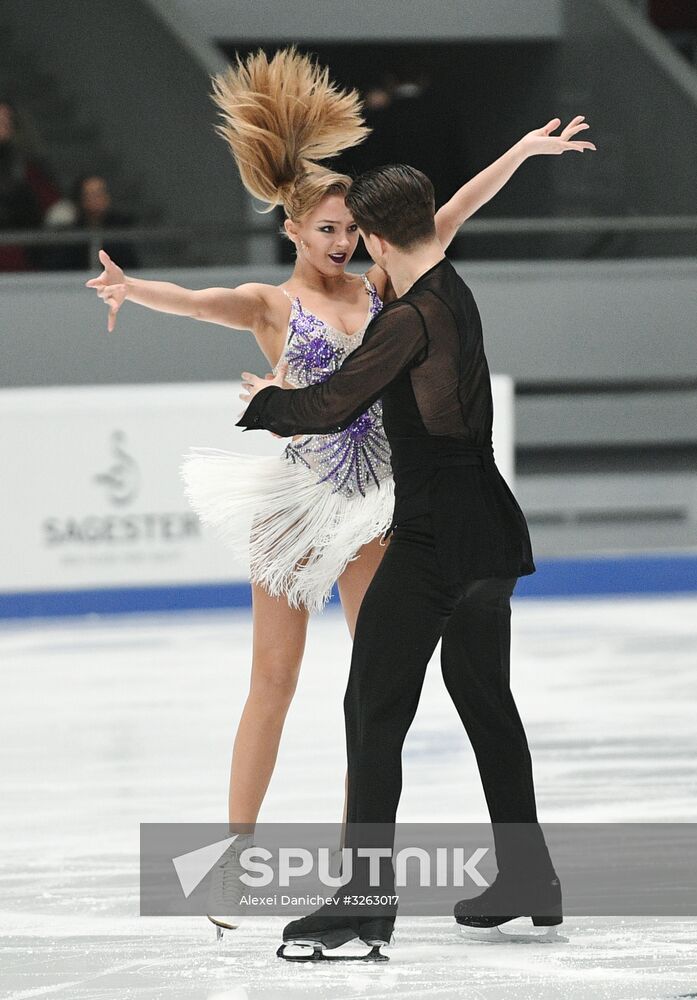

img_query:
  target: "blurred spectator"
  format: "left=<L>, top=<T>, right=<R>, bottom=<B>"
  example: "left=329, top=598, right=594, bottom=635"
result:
left=649, top=0, right=697, bottom=29
left=0, top=100, right=60, bottom=271
left=341, top=65, right=458, bottom=210
left=45, top=173, right=140, bottom=271
left=277, top=57, right=461, bottom=264
left=649, top=1, right=697, bottom=62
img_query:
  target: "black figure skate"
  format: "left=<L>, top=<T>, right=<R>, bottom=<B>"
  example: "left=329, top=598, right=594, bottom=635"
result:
left=277, top=905, right=394, bottom=962
left=454, top=872, right=567, bottom=943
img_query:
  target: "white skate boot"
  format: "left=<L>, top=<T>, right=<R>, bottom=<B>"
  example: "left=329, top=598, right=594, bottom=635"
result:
left=206, top=833, right=254, bottom=940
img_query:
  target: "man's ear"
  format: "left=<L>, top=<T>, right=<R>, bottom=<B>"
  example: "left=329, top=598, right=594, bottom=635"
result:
left=360, top=230, right=383, bottom=260
left=376, top=234, right=390, bottom=257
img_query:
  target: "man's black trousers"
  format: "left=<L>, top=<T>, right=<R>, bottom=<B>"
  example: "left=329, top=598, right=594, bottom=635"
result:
left=343, top=513, right=555, bottom=881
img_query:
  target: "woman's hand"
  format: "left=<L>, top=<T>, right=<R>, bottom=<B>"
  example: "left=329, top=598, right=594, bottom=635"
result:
left=240, top=361, right=290, bottom=404
left=518, top=116, right=596, bottom=157
left=84, top=249, right=127, bottom=332
left=264, top=367, right=294, bottom=391
left=262, top=370, right=293, bottom=437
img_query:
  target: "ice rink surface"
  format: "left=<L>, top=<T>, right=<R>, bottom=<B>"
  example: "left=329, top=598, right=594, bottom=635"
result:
left=1, top=594, right=696, bottom=999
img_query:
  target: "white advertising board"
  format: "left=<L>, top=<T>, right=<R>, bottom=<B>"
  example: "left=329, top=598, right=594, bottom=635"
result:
left=0, top=378, right=514, bottom=596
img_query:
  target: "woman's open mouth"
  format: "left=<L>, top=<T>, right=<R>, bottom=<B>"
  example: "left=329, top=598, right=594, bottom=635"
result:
left=328, top=253, right=347, bottom=265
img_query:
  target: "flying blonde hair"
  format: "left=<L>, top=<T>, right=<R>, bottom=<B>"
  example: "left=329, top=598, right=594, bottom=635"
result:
left=210, top=47, right=370, bottom=219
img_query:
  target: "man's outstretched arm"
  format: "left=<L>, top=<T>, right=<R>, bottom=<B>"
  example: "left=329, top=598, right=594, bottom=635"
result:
left=236, top=301, right=427, bottom=438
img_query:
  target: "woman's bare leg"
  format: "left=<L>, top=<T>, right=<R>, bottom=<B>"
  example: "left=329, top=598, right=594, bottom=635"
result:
left=228, top=581, right=310, bottom=828
left=336, top=535, right=390, bottom=831
left=227, top=536, right=387, bottom=830
left=337, top=535, right=389, bottom=641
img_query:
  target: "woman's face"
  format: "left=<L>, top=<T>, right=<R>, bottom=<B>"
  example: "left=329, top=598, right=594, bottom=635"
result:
left=289, top=194, right=360, bottom=275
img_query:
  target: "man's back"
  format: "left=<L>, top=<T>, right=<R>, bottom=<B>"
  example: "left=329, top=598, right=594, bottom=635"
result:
left=378, top=257, right=494, bottom=446
left=373, top=258, right=535, bottom=585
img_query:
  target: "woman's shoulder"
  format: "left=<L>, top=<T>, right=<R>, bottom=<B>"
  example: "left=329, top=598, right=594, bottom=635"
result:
left=363, top=264, right=390, bottom=300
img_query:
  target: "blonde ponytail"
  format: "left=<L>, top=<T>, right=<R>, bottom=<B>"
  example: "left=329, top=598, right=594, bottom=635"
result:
left=211, top=47, right=369, bottom=217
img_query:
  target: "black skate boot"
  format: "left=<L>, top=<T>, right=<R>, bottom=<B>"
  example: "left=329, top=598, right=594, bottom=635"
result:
left=454, top=872, right=566, bottom=943
left=358, top=915, right=395, bottom=949
left=356, top=892, right=397, bottom=949
left=278, top=904, right=389, bottom=962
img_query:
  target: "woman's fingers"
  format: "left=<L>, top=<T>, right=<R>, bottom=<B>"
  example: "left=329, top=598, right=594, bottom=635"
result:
left=525, top=116, right=594, bottom=154
left=560, top=116, right=585, bottom=131
left=107, top=305, right=119, bottom=333
left=540, top=117, right=562, bottom=135
left=87, top=255, right=122, bottom=331
left=97, top=283, right=125, bottom=301
left=553, top=115, right=586, bottom=138
left=561, top=123, right=590, bottom=140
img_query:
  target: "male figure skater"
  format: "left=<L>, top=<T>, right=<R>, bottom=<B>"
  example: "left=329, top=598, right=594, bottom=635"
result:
left=238, top=165, right=561, bottom=957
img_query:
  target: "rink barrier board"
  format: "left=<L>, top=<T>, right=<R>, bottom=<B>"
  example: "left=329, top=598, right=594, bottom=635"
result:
left=0, top=378, right=514, bottom=607
left=1, top=553, right=696, bottom=618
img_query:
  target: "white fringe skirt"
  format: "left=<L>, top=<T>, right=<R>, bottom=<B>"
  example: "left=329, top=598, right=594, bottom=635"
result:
left=179, top=446, right=395, bottom=614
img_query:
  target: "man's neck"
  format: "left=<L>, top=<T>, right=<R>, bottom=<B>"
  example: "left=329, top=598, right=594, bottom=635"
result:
left=386, top=240, right=446, bottom=297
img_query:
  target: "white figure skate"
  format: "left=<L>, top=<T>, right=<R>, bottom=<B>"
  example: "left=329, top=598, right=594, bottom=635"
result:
left=206, top=833, right=254, bottom=940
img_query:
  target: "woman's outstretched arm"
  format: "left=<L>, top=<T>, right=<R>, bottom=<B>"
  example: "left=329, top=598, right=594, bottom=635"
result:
left=434, top=115, right=595, bottom=249
left=85, top=248, right=272, bottom=336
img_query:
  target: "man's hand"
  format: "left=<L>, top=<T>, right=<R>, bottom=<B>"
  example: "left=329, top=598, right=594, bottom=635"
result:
left=518, top=116, right=596, bottom=157
left=240, top=360, right=290, bottom=404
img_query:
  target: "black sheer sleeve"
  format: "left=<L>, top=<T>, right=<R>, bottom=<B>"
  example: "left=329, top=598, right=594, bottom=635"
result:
left=236, top=301, right=427, bottom=437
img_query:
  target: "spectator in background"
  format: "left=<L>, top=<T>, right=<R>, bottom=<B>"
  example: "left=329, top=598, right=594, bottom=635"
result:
left=278, top=62, right=458, bottom=265
left=0, top=99, right=60, bottom=271
left=341, top=65, right=457, bottom=210
left=76, top=173, right=139, bottom=269
left=649, top=0, right=697, bottom=29
left=649, top=0, right=697, bottom=62
left=45, top=173, right=139, bottom=271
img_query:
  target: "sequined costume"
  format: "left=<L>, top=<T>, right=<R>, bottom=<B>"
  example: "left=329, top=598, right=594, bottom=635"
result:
left=179, top=274, right=394, bottom=613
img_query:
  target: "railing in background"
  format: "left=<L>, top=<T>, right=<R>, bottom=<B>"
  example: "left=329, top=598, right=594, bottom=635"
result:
left=1, top=216, right=696, bottom=269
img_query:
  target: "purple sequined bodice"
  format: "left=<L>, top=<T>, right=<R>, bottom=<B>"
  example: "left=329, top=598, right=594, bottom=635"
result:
left=278, top=275, right=392, bottom=498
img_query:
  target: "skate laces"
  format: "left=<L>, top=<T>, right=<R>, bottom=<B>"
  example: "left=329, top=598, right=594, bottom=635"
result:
left=208, top=837, right=254, bottom=911
left=218, top=836, right=252, bottom=902
left=221, top=850, right=244, bottom=889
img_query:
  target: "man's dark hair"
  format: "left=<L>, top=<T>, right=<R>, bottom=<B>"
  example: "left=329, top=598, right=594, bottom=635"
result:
left=346, top=164, right=436, bottom=250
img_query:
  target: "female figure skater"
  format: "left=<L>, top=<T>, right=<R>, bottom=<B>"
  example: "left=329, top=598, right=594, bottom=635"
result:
left=85, top=47, right=592, bottom=934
